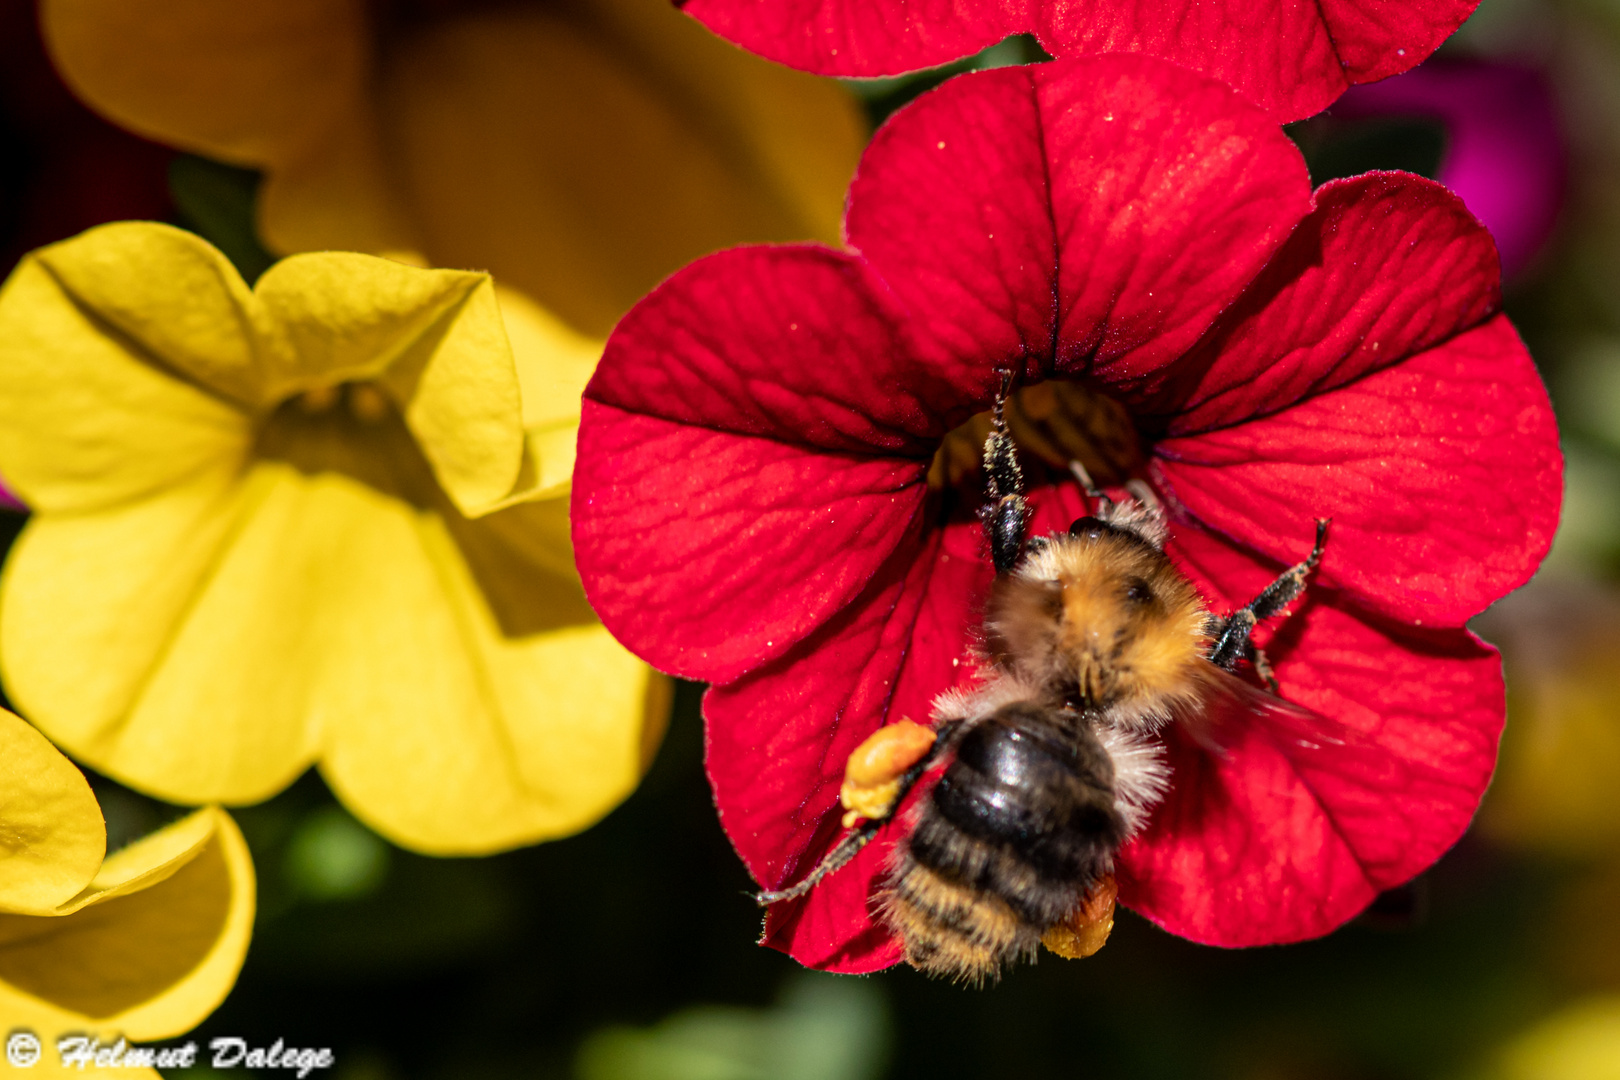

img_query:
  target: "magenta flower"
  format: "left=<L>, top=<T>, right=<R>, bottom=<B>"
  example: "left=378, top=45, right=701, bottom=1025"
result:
left=1331, top=59, right=1565, bottom=280
left=675, top=0, right=1479, bottom=121
left=571, top=56, right=1561, bottom=972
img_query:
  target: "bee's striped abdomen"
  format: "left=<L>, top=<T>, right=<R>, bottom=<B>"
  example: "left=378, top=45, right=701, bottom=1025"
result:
left=882, top=701, right=1124, bottom=982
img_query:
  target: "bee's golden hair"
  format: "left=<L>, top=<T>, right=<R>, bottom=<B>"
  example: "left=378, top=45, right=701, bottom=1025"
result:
left=880, top=862, right=1035, bottom=983
left=984, top=529, right=1211, bottom=730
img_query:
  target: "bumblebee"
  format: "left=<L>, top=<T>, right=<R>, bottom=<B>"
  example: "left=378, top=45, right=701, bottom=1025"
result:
left=758, top=378, right=1328, bottom=982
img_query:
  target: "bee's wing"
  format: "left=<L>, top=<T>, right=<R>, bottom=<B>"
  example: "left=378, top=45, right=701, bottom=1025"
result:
left=1175, top=663, right=1412, bottom=791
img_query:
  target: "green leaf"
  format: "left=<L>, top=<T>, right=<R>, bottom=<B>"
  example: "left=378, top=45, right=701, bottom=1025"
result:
left=168, top=155, right=275, bottom=285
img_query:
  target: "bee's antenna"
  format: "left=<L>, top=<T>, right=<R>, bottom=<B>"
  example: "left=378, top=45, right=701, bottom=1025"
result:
left=1068, top=459, right=1100, bottom=497
left=1124, top=479, right=1161, bottom=512
left=1068, top=459, right=1113, bottom=511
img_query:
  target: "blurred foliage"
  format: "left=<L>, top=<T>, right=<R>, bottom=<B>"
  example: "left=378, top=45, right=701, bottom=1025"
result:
left=1478, top=997, right=1620, bottom=1080
left=1288, top=117, right=1448, bottom=186
left=167, top=155, right=274, bottom=285
left=283, top=806, right=392, bottom=904
left=1476, top=582, right=1620, bottom=856
left=576, top=975, right=890, bottom=1080
left=842, top=35, right=1052, bottom=127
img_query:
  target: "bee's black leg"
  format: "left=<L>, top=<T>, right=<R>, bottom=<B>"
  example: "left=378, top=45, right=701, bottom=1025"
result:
left=982, top=372, right=1029, bottom=574
left=1207, top=519, right=1329, bottom=673
left=754, top=722, right=962, bottom=906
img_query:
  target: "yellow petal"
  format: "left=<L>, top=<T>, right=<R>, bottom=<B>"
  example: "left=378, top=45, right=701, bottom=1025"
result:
left=254, top=253, right=527, bottom=513
left=258, top=106, right=420, bottom=256
left=0, top=221, right=528, bottom=515
left=495, top=285, right=601, bottom=501
left=44, top=0, right=863, bottom=339
left=578, top=0, right=861, bottom=244
left=0, top=807, right=254, bottom=1041
left=0, top=235, right=250, bottom=515
left=27, top=222, right=276, bottom=409
left=377, top=1, right=864, bottom=335
left=41, top=0, right=366, bottom=168
left=520, top=424, right=581, bottom=503
left=0, top=711, right=103, bottom=916
left=1492, top=997, right=1620, bottom=1080
left=42, top=0, right=419, bottom=257
left=308, top=483, right=658, bottom=853
left=497, top=285, right=600, bottom=433
left=5, top=447, right=653, bottom=848
left=2, top=466, right=322, bottom=804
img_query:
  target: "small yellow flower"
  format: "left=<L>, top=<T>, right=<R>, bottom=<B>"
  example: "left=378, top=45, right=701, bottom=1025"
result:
left=0, top=221, right=658, bottom=855
left=40, top=0, right=865, bottom=338
left=0, top=709, right=253, bottom=1068
left=1485, top=998, right=1620, bottom=1080
left=1475, top=577, right=1620, bottom=857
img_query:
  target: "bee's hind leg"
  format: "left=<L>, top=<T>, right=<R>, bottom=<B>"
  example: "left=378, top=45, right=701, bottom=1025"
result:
left=1206, top=519, right=1329, bottom=675
left=754, top=721, right=955, bottom=906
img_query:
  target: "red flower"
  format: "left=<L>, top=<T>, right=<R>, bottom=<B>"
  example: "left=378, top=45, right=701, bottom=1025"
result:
left=572, top=56, right=1561, bottom=972
left=675, top=0, right=1478, bottom=122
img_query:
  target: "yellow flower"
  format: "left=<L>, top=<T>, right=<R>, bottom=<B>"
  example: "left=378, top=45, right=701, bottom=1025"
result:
left=0, top=221, right=657, bottom=855
left=0, top=709, right=253, bottom=1071
left=1474, top=576, right=1620, bottom=857
left=33, top=0, right=863, bottom=839
left=39, top=0, right=865, bottom=338
left=1483, top=998, right=1620, bottom=1080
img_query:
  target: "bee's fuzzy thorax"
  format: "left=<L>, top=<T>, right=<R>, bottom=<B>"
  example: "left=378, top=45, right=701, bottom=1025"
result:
left=987, top=526, right=1210, bottom=729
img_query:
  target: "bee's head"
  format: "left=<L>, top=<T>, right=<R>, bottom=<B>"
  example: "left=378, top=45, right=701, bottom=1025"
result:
left=985, top=510, right=1208, bottom=727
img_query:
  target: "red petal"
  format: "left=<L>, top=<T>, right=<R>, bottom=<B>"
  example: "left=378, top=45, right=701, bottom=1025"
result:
left=573, top=403, right=928, bottom=682
left=677, top=0, right=1477, bottom=121
left=1311, top=0, right=1480, bottom=90
left=757, top=836, right=907, bottom=974
left=573, top=244, right=986, bottom=682
left=1119, top=523, right=1506, bottom=945
left=1035, top=0, right=1476, bottom=122
left=846, top=58, right=1311, bottom=386
left=707, top=515, right=990, bottom=971
left=674, top=0, right=1019, bottom=81
left=585, top=245, right=972, bottom=453
left=1143, top=173, right=1501, bottom=433
left=1155, top=314, right=1561, bottom=627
